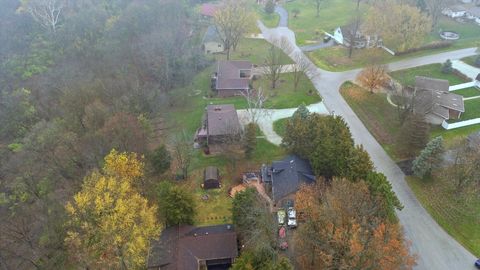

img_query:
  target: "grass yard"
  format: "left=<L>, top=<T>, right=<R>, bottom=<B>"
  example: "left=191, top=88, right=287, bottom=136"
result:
left=389, top=64, right=469, bottom=87
left=339, top=82, right=403, bottom=159
left=406, top=176, right=480, bottom=256
left=273, top=117, right=290, bottom=138
left=452, top=87, right=480, bottom=98
left=449, top=98, right=480, bottom=123
left=254, top=73, right=321, bottom=109
left=253, top=4, right=279, bottom=28
left=217, top=38, right=292, bottom=65
left=461, top=55, right=479, bottom=67
left=284, top=0, right=365, bottom=45
left=430, top=124, right=480, bottom=148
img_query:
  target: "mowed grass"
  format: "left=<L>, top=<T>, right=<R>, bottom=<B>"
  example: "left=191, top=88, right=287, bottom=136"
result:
left=339, top=82, right=403, bottom=160
left=217, top=38, right=292, bottom=65
left=452, top=87, right=480, bottom=98
left=254, top=73, right=321, bottom=109
left=273, top=117, right=290, bottom=138
left=406, top=176, right=480, bottom=256
left=461, top=55, right=479, bottom=67
left=253, top=4, right=280, bottom=28
left=389, top=64, right=469, bottom=87
left=284, top=0, right=365, bottom=45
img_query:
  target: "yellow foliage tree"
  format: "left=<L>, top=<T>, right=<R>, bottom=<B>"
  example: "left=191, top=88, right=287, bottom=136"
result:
left=65, top=150, right=160, bottom=269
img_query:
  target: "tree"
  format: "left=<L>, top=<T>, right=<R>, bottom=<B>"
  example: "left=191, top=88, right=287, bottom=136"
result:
left=363, top=0, right=432, bottom=52
left=424, top=0, right=452, bottom=29
left=242, top=87, right=269, bottom=124
left=398, top=113, right=430, bottom=156
left=412, top=136, right=444, bottom=178
left=265, top=0, right=275, bottom=14
left=64, top=150, right=160, bottom=269
left=292, top=8, right=300, bottom=18
left=100, top=112, right=149, bottom=155
left=291, top=52, right=314, bottom=91
left=149, top=144, right=171, bottom=175
left=231, top=251, right=293, bottom=270
left=310, top=0, right=323, bottom=17
left=444, top=140, right=480, bottom=194
left=17, top=0, right=65, bottom=33
left=356, top=64, right=390, bottom=93
left=156, top=181, right=196, bottom=227
left=294, top=179, right=415, bottom=270
left=264, top=42, right=287, bottom=89
left=365, top=172, right=403, bottom=220
left=347, top=145, right=374, bottom=181
left=214, top=0, right=256, bottom=60
left=244, top=123, right=257, bottom=159
left=171, top=131, right=194, bottom=179
left=0, top=88, right=38, bottom=140
left=441, top=59, right=453, bottom=74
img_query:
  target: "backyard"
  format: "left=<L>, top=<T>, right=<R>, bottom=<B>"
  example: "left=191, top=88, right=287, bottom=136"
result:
left=406, top=176, right=480, bottom=257
left=389, top=63, right=470, bottom=87
left=448, top=98, right=480, bottom=123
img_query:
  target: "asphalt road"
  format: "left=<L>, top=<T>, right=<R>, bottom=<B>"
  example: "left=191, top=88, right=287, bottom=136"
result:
left=258, top=19, right=479, bottom=270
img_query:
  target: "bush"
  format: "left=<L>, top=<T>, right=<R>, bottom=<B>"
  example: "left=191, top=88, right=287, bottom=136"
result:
left=441, top=59, right=453, bottom=74
left=265, top=0, right=275, bottom=14
left=395, top=41, right=452, bottom=56
left=149, top=145, right=171, bottom=175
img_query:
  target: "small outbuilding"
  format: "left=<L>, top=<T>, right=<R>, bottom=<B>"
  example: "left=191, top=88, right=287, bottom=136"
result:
left=203, top=166, right=220, bottom=189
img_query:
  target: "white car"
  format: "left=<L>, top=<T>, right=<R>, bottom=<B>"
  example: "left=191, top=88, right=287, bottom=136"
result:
left=277, top=209, right=286, bottom=226
left=287, top=207, right=297, bottom=228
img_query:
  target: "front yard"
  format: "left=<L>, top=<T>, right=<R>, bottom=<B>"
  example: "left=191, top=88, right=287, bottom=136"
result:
left=216, top=38, right=292, bottom=65
left=389, top=63, right=469, bottom=87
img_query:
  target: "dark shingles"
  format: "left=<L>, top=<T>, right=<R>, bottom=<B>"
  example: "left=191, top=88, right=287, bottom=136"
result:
left=269, top=155, right=314, bottom=202
left=206, top=104, right=241, bottom=136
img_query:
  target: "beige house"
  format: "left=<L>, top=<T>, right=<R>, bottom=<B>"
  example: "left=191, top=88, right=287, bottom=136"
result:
left=202, top=26, right=224, bottom=54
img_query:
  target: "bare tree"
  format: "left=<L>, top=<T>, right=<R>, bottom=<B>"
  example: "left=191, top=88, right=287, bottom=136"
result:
left=310, top=0, right=324, bottom=17
left=17, top=0, right=65, bottom=33
left=171, top=131, right=194, bottom=180
left=425, top=0, right=453, bottom=29
left=242, top=87, right=269, bottom=124
left=264, top=39, right=288, bottom=89
left=291, top=52, right=315, bottom=91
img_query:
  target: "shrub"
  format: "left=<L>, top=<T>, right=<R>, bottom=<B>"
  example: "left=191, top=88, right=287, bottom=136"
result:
left=265, top=0, right=275, bottom=14
left=395, top=41, right=452, bottom=56
left=441, top=59, right=453, bottom=74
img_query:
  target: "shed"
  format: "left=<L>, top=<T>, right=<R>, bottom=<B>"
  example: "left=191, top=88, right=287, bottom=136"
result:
left=204, top=166, right=220, bottom=189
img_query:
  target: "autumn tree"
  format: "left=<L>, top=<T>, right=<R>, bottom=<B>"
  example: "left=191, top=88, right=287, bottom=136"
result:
left=356, top=64, right=390, bottom=93
left=156, top=181, right=196, bottom=227
left=64, top=150, right=160, bottom=269
left=294, top=179, right=415, bottom=270
left=412, top=136, right=444, bottom=179
left=445, top=140, right=480, bottom=194
left=363, top=0, right=431, bottom=52
left=214, top=0, right=256, bottom=59
left=100, top=112, right=149, bottom=155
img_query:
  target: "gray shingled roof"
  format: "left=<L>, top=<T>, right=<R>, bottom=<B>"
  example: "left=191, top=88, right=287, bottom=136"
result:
left=202, top=25, right=222, bottom=44
left=476, top=73, right=480, bottom=81
left=207, top=104, right=241, bottom=136
left=148, top=225, right=238, bottom=270
left=265, top=155, right=315, bottom=202
left=414, top=76, right=464, bottom=120
left=216, top=60, right=252, bottom=90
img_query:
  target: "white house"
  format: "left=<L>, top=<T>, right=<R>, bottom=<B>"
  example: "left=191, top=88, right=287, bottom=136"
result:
left=329, top=25, right=382, bottom=49
left=202, top=26, right=224, bottom=54
left=466, top=7, right=480, bottom=24
left=442, top=5, right=467, bottom=18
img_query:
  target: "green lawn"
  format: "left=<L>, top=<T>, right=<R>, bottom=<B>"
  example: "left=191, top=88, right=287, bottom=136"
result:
left=254, top=73, right=321, bottom=109
left=430, top=124, right=480, bottom=148
left=389, top=64, right=469, bottom=87
left=406, top=176, right=480, bottom=256
left=449, top=98, right=480, bottom=123
left=216, top=38, right=292, bottom=65
left=452, top=87, right=480, bottom=98
left=284, top=0, right=365, bottom=45
left=461, top=55, right=479, bottom=67
left=273, top=117, right=290, bottom=138
left=253, top=4, right=279, bottom=28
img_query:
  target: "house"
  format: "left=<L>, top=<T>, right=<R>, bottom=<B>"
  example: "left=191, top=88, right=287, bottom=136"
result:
left=261, top=155, right=315, bottom=205
left=196, top=104, right=241, bottom=145
left=202, top=26, right=224, bottom=54
left=413, top=76, right=465, bottom=125
left=442, top=5, right=468, bottom=18
left=147, top=224, right=238, bottom=270
left=465, top=6, right=480, bottom=24
left=212, top=61, right=253, bottom=97
left=199, top=3, right=221, bottom=18
left=204, top=166, right=220, bottom=189
left=329, top=24, right=383, bottom=49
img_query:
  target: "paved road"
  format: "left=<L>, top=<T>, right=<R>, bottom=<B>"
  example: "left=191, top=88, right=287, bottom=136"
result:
left=274, top=6, right=288, bottom=27
left=257, top=20, right=479, bottom=270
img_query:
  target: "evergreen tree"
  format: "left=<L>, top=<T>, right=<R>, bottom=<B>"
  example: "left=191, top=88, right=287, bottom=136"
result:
left=441, top=59, right=453, bottom=74
left=412, top=136, right=444, bottom=178
left=244, top=123, right=257, bottom=158
left=292, top=103, right=310, bottom=119
left=365, top=172, right=403, bottom=220
left=398, top=113, right=430, bottom=156
left=157, top=181, right=196, bottom=227
left=149, top=144, right=171, bottom=175
left=347, top=145, right=374, bottom=181
left=264, top=0, right=275, bottom=14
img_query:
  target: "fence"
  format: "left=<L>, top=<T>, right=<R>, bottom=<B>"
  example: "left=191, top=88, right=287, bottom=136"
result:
left=441, top=118, right=480, bottom=130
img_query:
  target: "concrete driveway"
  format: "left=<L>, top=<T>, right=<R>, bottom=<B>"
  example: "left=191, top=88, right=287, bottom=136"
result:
left=257, top=19, right=478, bottom=270
left=300, top=40, right=336, bottom=52
left=274, top=6, right=288, bottom=27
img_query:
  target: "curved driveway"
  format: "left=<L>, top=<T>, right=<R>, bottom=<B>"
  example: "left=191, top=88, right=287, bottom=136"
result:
left=257, top=18, right=478, bottom=270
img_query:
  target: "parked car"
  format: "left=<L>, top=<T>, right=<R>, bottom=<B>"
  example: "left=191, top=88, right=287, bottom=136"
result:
left=278, top=226, right=286, bottom=239
left=277, top=209, right=286, bottom=226
left=287, top=207, right=297, bottom=228
left=475, top=258, right=480, bottom=269
left=323, top=35, right=331, bottom=43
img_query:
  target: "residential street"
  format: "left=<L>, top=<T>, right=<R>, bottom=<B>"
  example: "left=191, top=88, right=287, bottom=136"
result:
left=257, top=8, right=478, bottom=270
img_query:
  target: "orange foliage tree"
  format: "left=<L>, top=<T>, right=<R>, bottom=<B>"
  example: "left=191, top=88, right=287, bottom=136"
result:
left=356, top=64, right=390, bottom=93
left=294, top=179, right=416, bottom=270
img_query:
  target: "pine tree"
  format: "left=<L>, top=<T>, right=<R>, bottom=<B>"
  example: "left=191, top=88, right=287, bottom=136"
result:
left=412, top=136, right=444, bottom=178
left=265, top=0, right=275, bottom=14
left=398, top=113, right=430, bottom=156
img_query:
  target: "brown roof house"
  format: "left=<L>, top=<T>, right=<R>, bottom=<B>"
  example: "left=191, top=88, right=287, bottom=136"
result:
left=413, top=76, right=465, bottom=125
left=147, top=224, right=238, bottom=270
left=196, top=104, right=242, bottom=146
left=211, top=61, right=252, bottom=97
